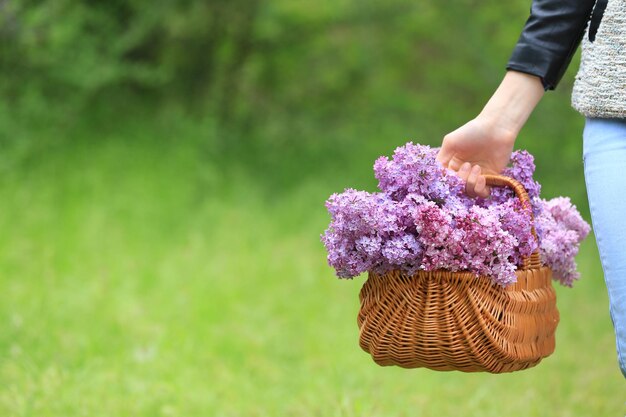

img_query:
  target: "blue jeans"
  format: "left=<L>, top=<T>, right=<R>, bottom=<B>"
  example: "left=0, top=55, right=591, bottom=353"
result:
left=583, top=117, right=626, bottom=378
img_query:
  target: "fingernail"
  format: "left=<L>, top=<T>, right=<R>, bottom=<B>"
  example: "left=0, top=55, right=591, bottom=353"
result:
left=471, top=165, right=481, bottom=174
left=459, top=162, right=471, bottom=173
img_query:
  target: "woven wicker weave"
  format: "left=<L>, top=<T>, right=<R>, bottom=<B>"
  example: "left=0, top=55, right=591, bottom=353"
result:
left=357, top=175, right=560, bottom=373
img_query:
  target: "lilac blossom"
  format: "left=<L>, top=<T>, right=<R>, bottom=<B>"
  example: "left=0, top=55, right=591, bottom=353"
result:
left=321, top=142, right=590, bottom=287
left=459, top=206, right=519, bottom=285
left=535, top=197, right=591, bottom=286
left=493, top=199, right=537, bottom=266
left=490, top=150, right=543, bottom=216
left=381, top=235, right=422, bottom=274
left=322, top=189, right=400, bottom=278
left=413, top=202, right=457, bottom=271
left=374, top=143, right=464, bottom=201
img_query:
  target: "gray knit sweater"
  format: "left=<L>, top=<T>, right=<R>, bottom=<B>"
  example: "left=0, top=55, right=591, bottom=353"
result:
left=572, top=0, right=626, bottom=118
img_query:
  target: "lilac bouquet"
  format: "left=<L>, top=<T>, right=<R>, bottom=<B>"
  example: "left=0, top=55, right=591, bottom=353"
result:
left=322, top=143, right=590, bottom=287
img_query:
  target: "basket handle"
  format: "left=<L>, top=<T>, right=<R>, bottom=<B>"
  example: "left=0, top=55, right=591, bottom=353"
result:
left=483, top=174, right=541, bottom=269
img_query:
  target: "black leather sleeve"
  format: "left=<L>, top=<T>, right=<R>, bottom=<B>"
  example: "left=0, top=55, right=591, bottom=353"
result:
left=507, top=0, right=596, bottom=90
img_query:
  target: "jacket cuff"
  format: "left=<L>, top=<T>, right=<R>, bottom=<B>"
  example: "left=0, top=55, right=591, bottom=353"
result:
left=506, top=43, right=567, bottom=91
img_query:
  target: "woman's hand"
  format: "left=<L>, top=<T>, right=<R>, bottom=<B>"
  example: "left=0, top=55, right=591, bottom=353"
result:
left=437, top=70, right=545, bottom=198
left=437, top=117, right=516, bottom=198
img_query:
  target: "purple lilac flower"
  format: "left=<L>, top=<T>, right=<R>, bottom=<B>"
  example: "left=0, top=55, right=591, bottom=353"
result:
left=355, top=235, right=383, bottom=258
left=544, top=197, right=591, bottom=238
left=504, top=150, right=542, bottom=200
left=396, top=193, right=429, bottom=232
left=452, top=206, right=519, bottom=286
left=374, top=143, right=464, bottom=201
left=381, top=235, right=423, bottom=274
left=410, top=203, right=519, bottom=285
left=322, top=142, right=590, bottom=287
left=413, top=202, right=457, bottom=271
left=490, top=150, right=542, bottom=215
left=322, top=189, right=401, bottom=277
left=535, top=197, right=591, bottom=286
left=493, top=199, right=537, bottom=266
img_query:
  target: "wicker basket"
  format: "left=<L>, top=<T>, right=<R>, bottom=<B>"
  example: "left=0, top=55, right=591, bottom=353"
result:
left=357, top=175, right=560, bottom=373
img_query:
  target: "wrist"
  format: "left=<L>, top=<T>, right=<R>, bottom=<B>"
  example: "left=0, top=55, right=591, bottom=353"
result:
left=472, top=114, right=518, bottom=148
left=478, top=70, right=544, bottom=137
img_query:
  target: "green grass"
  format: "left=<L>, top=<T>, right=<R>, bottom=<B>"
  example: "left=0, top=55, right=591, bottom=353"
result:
left=0, top=117, right=624, bottom=416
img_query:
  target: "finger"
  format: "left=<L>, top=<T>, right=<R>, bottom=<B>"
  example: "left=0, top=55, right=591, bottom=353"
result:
left=457, top=162, right=471, bottom=181
left=474, top=174, right=491, bottom=199
left=465, top=164, right=481, bottom=198
left=447, top=157, right=464, bottom=172
left=436, top=147, right=453, bottom=168
left=437, top=134, right=457, bottom=168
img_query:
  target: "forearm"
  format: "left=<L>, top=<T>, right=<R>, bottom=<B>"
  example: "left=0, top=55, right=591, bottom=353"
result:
left=478, top=70, right=545, bottom=140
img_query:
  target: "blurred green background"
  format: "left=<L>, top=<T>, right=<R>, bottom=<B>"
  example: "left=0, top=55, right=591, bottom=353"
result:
left=1, top=0, right=624, bottom=415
